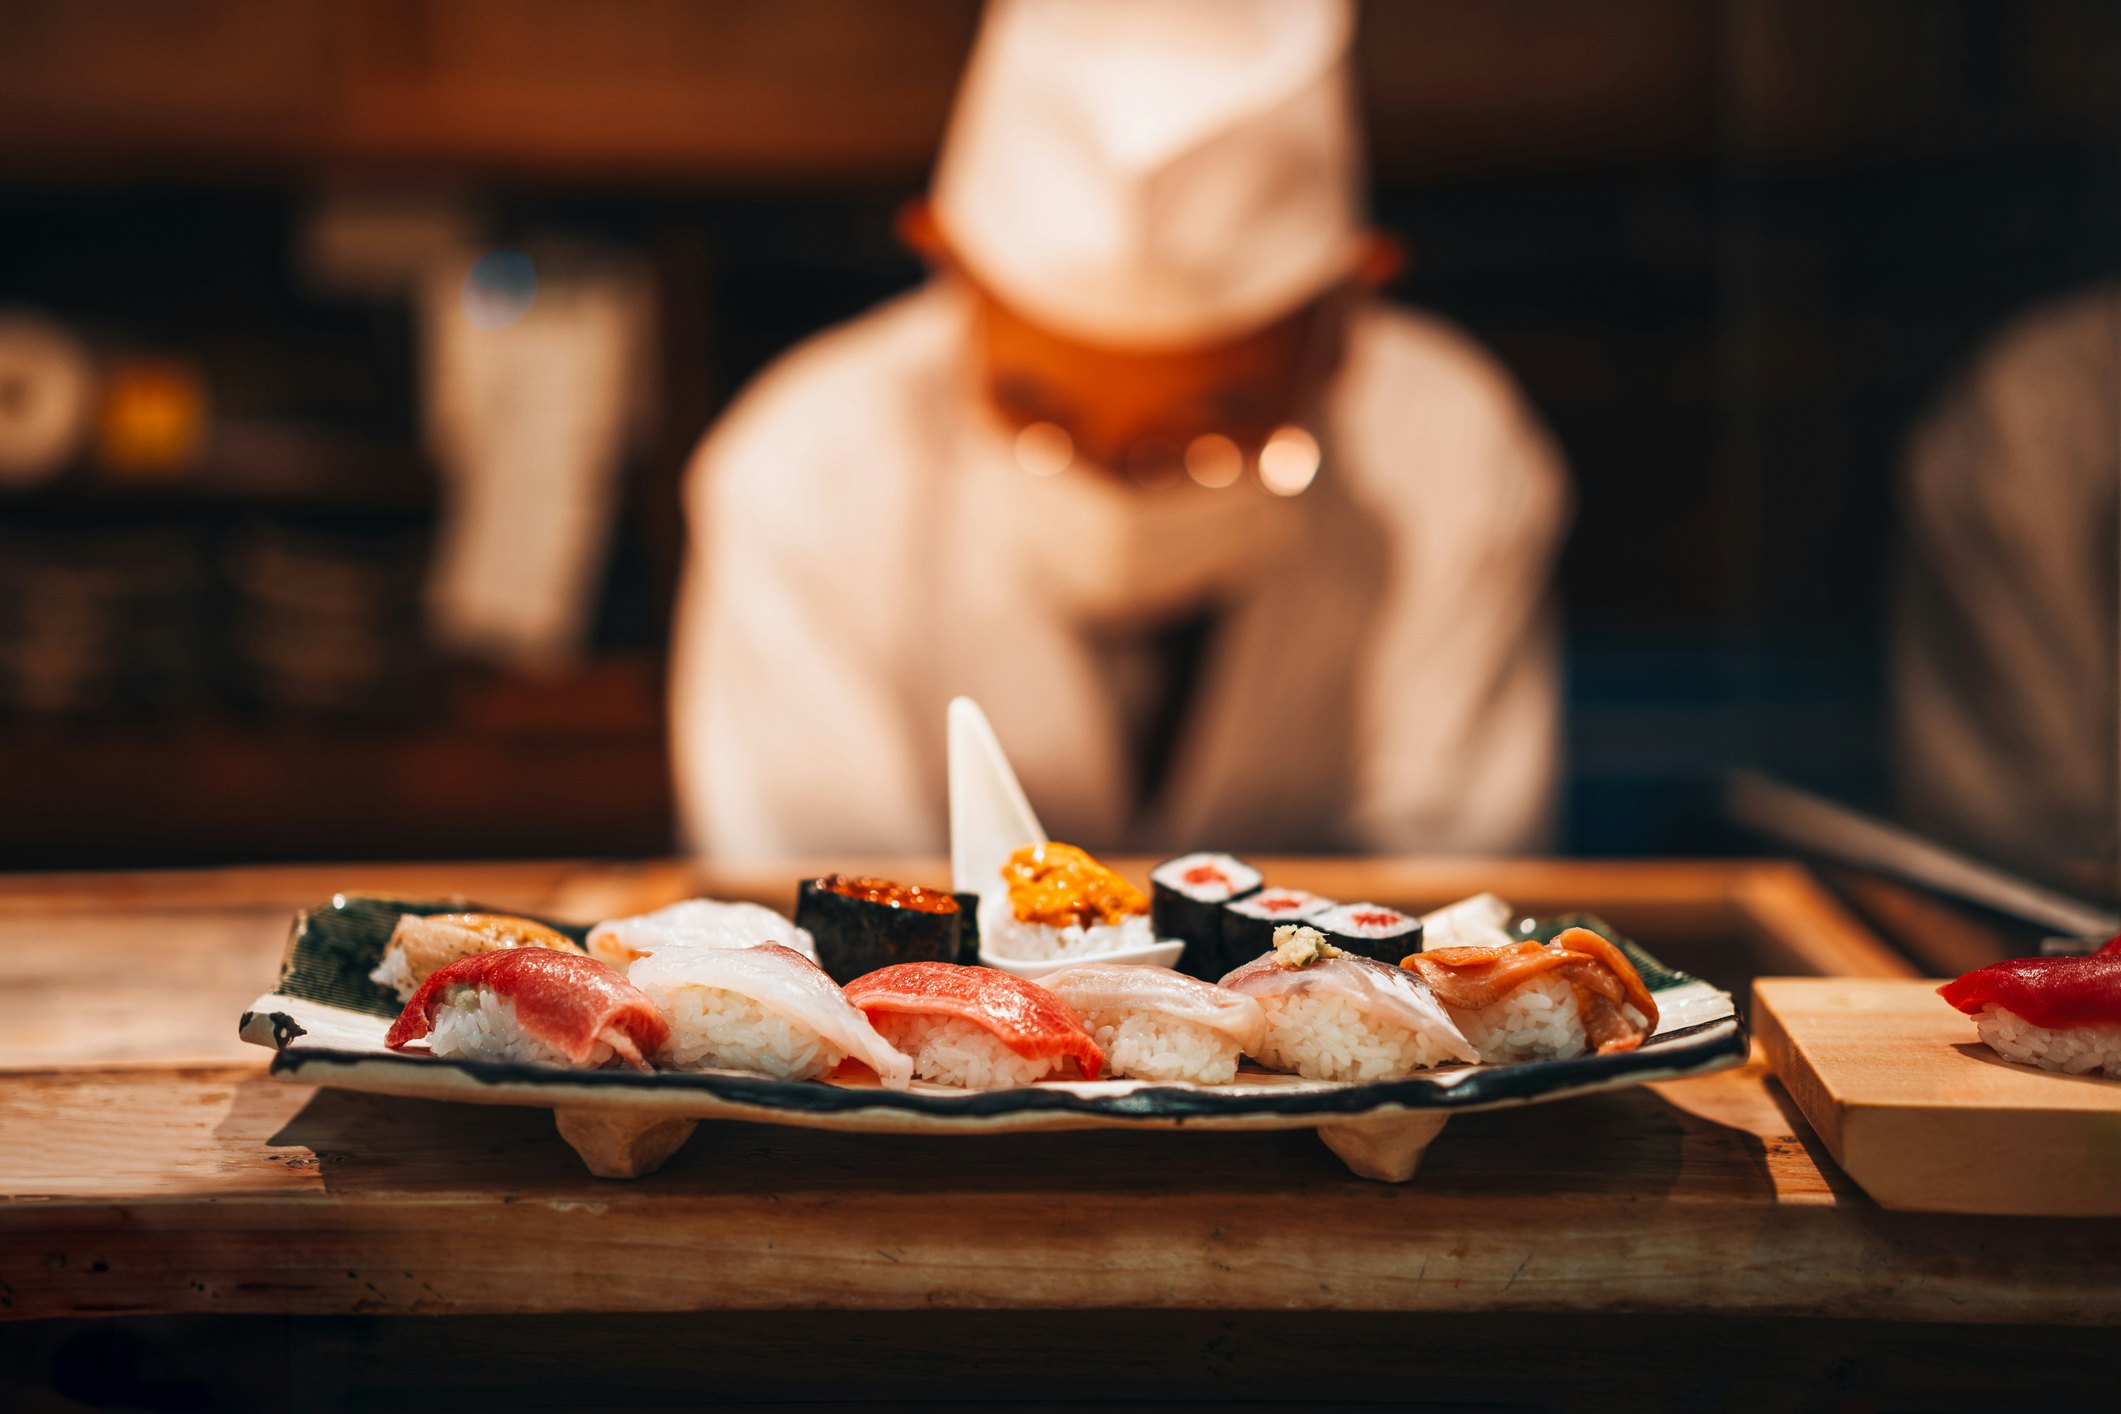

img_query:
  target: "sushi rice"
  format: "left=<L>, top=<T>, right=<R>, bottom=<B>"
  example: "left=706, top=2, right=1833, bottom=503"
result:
left=652, top=985, right=847, bottom=1079
left=1447, top=972, right=1604, bottom=1064
left=1251, top=990, right=1468, bottom=1082
left=425, top=986, right=622, bottom=1068
left=979, top=890, right=1157, bottom=961
left=1974, top=1003, right=2121, bottom=1078
left=1074, top=1009, right=1242, bottom=1084
left=871, top=1013, right=1061, bottom=1088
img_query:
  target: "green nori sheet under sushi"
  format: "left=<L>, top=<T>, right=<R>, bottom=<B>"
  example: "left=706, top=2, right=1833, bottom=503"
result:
left=796, top=876, right=967, bottom=985
left=1512, top=912, right=1686, bottom=992
left=273, top=895, right=591, bottom=1019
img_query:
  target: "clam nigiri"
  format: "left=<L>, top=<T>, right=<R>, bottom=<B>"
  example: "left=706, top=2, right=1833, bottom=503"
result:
left=1220, top=925, right=1478, bottom=1081
left=1401, top=927, right=1659, bottom=1061
left=369, top=912, right=585, bottom=1002
left=1940, top=937, right=2121, bottom=1078
left=1039, top=962, right=1265, bottom=1083
left=628, top=942, right=912, bottom=1088
left=384, top=947, right=667, bottom=1070
left=844, top=961, right=1103, bottom=1087
left=587, top=898, right=818, bottom=972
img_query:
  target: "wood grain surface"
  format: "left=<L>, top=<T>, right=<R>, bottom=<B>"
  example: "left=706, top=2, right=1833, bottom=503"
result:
left=11, top=857, right=2115, bottom=1328
left=1756, top=976, right=2121, bottom=1217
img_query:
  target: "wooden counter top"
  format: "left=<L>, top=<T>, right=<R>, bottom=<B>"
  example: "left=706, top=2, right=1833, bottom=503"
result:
left=5, top=858, right=2116, bottom=1328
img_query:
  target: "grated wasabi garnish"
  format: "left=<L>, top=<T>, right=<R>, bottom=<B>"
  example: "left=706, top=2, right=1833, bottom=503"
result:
left=1271, top=924, right=1342, bottom=969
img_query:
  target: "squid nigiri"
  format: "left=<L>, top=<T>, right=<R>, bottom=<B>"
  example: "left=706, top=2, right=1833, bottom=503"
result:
left=1039, top=962, right=1266, bottom=1083
left=628, top=942, right=913, bottom=1088
left=1401, top=927, right=1660, bottom=1061
left=586, top=898, right=818, bottom=972
left=369, top=911, right=584, bottom=1001
left=1940, top=938, right=2121, bottom=1078
left=844, top=961, right=1103, bottom=1087
left=384, top=947, right=667, bottom=1070
left=1219, top=926, right=1478, bottom=1081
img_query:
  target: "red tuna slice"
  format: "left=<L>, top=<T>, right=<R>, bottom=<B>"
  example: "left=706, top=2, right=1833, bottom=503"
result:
left=843, top=961, right=1104, bottom=1080
left=385, top=946, right=669, bottom=1068
left=1938, top=951, right=2121, bottom=1031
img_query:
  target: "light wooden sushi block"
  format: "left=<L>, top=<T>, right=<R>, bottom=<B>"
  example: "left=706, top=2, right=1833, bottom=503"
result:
left=1755, top=977, right=2121, bottom=1217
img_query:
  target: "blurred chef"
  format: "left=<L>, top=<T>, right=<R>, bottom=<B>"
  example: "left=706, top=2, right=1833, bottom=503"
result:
left=673, top=0, right=1570, bottom=861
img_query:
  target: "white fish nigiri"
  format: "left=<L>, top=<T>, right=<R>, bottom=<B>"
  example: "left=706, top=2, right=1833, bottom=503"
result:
left=1220, top=926, right=1478, bottom=1081
left=628, top=942, right=912, bottom=1088
left=588, top=899, right=818, bottom=972
left=1039, top=962, right=1266, bottom=1084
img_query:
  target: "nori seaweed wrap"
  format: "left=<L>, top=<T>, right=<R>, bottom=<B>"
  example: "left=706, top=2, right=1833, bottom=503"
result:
left=1217, top=887, right=1336, bottom=974
left=1151, top=852, right=1263, bottom=979
left=795, top=875, right=968, bottom=985
left=1313, top=901, right=1425, bottom=965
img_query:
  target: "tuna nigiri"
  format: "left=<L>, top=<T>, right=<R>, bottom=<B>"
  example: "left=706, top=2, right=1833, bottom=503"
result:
left=586, top=898, right=818, bottom=972
left=1402, top=927, right=1660, bottom=1061
left=385, top=947, right=668, bottom=1070
left=1220, top=925, right=1478, bottom=1081
left=1039, top=962, right=1266, bottom=1084
left=628, top=942, right=913, bottom=1088
left=369, top=911, right=584, bottom=1001
left=1940, top=938, right=2121, bottom=1078
left=844, top=961, right=1104, bottom=1087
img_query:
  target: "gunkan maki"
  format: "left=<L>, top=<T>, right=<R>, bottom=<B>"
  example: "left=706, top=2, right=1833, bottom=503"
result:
left=1151, top=852, right=1262, bottom=979
left=795, top=875, right=969, bottom=985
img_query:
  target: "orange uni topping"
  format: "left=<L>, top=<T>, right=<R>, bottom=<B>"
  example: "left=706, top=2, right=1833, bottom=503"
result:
left=1002, top=842, right=1147, bottom=928
left=820, top=874, right=959, bottom=915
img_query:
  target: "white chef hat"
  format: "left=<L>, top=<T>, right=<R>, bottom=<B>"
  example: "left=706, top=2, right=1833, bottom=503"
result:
left=933, top=0, right=1362, bottom=352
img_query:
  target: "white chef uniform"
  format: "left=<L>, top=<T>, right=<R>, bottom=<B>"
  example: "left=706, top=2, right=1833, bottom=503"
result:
left=670, top=0, right=1571, bottom=861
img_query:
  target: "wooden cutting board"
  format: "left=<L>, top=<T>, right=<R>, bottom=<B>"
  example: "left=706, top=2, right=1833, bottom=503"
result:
left=1755, top=977, right=2121, bottom=1217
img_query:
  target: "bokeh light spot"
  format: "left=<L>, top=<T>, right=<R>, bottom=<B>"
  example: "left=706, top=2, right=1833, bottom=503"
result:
left=461, top=250, right=538, bottom=330
left=1185, top=433, right=1244, bottom=489
left=1258, top=426, right=1320, bottom=496
left=1013, top=420, right=1073, bottom=477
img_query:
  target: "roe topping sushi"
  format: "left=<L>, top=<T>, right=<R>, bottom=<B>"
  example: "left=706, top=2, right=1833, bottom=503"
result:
left=796, top=873, right=968, bottom=984
left=980, top=842, right=1158, bottom=963
left=384, top=947, right=667, bottom=1070
left=845, top=960, right=1104, bottom=1087
left=1940, top=938, right=2121, bottom=1077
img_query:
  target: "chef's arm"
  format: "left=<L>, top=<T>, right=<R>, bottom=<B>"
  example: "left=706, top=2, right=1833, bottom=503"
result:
left=670, top=454, right=935, bottom=864
left=1350, top=415, right=1571, bottom=855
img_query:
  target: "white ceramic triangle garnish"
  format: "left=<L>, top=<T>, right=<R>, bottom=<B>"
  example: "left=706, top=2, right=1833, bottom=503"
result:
left=948, top=696, right=1047, bottom=896
left=947, top=696, right=1187, bottom=978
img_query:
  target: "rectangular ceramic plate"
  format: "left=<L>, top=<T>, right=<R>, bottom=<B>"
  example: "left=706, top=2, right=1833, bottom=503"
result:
left=241, top=894, right=1746, bottom=1179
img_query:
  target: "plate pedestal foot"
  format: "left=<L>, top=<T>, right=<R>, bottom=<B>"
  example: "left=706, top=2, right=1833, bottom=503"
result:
left=553, top=1108, right=698, bottom=1179
left=1317, top=1112, right=1450, bottom=1182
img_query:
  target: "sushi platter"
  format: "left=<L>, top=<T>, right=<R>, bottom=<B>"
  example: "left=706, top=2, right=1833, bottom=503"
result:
left=239, top=700, right=1747, bottom=1181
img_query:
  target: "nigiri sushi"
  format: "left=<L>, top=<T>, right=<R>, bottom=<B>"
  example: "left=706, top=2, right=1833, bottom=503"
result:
left=1940, top=938, right=2121, bottom=1078
left=369, top=911, right=584, bottom=1002
left=1039, top=961, right=1266, bottom=1084
left=628, top=942, right=913, bottom=1088
left=384, top=947, right=667, bottom=1070
left=1220, top=926, right=1478, bottom=1082
left=586, top=898, right=818, bottom=972
left=1401, top=927, right=1660, bottom=1061
left=844, top=961, right=1104, bottom=1087
left=978, top=842, right=1157, bottom=963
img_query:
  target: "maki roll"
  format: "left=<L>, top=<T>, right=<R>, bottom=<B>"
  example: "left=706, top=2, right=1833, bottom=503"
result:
left=1314, top=902, right=1425, bottom=966
left=1220, top=887, right=1336, bottom=969
left=795, top=874, right=969, bottom=985
left=370, top=911, right=584, bottom=1002
left=845, top=961, right=1104, bottom=1087
left=1041, top=961, right=1266, bottom=1084
left=384, top=948, right=667, bottom=1070
left=978, top=842, right=1156, bottom=964
left=1939, top=937, right=2121, bottom=1077
left=1401, top=928, right=1660, bottom=1061
left=1220, top=925, right=1478, bottom=1082
left=629, top=941, right=913, bottom=1087
left=1150, top=853, right=1262, bottom=980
